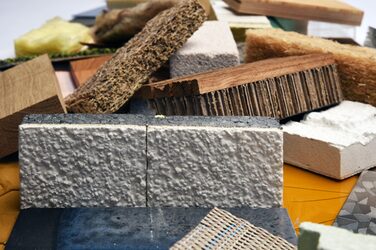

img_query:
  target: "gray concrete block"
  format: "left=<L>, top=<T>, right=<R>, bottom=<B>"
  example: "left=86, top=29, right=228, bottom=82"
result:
left=170, top=21, right=240, bottom=78
left=20, top=114, right=282, bottom=208
left=147, top=123, right=283, bottom=208
left=19, top=122, right=147, bottom=208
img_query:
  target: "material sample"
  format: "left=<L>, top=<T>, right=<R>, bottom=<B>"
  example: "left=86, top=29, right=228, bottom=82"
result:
left=283, top=101, right=376, bottom=179
left=170, top=21, right=239, bottom=77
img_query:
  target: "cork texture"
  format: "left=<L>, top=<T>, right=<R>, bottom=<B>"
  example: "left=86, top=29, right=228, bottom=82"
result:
left=245, top=28, right=376, bottom=106
left=65, top=0, right=206, bottom=113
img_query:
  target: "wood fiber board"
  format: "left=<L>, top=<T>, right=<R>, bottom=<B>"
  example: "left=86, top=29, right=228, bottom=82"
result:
left=65, top=0, right=206, bottom=113
left=0, top=55, right=66, bottom=158
left=224, top=0, right=363, bottom=25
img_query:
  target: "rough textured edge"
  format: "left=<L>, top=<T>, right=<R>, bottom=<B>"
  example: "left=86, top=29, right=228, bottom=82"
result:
left=65, top=0, right=207, bottom=113
left=22, top=114, right=280, bottom=128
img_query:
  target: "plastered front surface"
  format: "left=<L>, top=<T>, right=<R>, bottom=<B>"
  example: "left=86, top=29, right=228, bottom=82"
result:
left=147, top=126, right=283, bottom=208
left=19, top=124, right=146, bottom=208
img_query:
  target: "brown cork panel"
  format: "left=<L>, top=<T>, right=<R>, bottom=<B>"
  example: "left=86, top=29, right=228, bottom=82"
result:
left=65, top=0, right=206, bottom=113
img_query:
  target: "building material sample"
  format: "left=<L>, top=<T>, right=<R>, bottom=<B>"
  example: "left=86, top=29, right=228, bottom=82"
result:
left=19, top=114, right=282, bottom=208
left=64, top=0, right=206, bottom=113
left=170, top=21, right=239, bottom=78
left=333, top=170, right=376, bottom=235
left=69, top=55, right=112, bottom=87
left=283, top=101, right=376, bottom=180
left=298, top=222, right=376, bottom=250
left=19, top=115, right=148, bottom=208
left=212, top=0, right=271, bottom=42
left=172, top=208, right=295, bottom=249
left=245, top=28, right=376, bottom=106
left=147, top=116, right=283, bottom=208
left=6, top=207, right=296, bottom=249
left=0, top=55, right=66, bottom=158
left=224, top=0, right=363, bottom=26
left=138, top=54, right=343, bottom=119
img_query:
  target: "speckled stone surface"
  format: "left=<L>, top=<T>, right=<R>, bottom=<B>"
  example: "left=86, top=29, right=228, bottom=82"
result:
left=147, top=125, right=283, bottom=207
left=170, top=21, right=239, bottom=77
left=6, top=208, right=296, bottom=249
left=19, top=124, right=147, bottom=208
left=20, top=114, right=281, bottom=208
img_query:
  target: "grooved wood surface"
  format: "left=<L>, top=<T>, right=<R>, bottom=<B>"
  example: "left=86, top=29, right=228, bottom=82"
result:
left=0, top=55, right=66, bottom=158
left=70, top=55, right=112, bottom=87
left=137, top=54, right=343, bottom=119
left=224, top=0, right=363, bottom=25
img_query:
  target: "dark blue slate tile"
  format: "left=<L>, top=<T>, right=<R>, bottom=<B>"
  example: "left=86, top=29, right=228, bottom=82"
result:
left=6, top=207, right=296, bottom=250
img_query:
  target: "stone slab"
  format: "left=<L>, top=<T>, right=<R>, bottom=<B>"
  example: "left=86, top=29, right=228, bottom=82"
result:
left=6, top=207, right=296, bottom=249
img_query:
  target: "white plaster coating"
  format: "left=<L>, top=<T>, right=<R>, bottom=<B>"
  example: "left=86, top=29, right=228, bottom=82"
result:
left=170, top=21, right=240, bottom=77
left=147, top=126, right=283, bottom=208
left=283, top=101, right=376, bottom=149
left=299, top=222, right=376, bottom=250
left=283, top=101, right=376, bottom=179
left=19, top=124, right=147, bottom=208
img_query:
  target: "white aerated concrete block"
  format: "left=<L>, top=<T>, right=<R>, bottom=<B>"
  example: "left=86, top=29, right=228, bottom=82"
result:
left=147, top=125, right=283, bottom=208
left=298, top=222, right=376, bottom=250
left=170, top=21, right=240, bottom=77
left=20, top=123, right=146, bottom=208
left=283, top=101, right=376, bottom=180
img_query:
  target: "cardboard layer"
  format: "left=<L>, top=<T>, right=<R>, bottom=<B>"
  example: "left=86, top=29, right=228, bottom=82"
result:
left=0, top=55, right=66, bottom=158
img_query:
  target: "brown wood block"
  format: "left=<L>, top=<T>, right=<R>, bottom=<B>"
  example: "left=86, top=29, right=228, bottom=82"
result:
left=224, top=0, right=363, bottom=26
left=138, top=54, right=336, bottom=98
left=70, top=55, right=112, bottom=87
left=0, top=162, right=19, bottom=197
left=0, top=55, right=66, bottom=158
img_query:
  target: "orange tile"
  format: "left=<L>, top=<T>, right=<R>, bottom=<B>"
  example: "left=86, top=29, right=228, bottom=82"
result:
left=283, top=164, right=358, bottom=233
left=0, top=162, right=20, bottom=197
left=0, top=191, right=19, bottom=245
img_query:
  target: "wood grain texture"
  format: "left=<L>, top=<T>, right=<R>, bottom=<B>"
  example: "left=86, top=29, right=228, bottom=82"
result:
left=137, top=54, right=343, bottom=119
left=0, top=55, right=66, bottom=158
left=70, top=55, right=112, bottom=87
left=138, top=54, right=336, bottom=98
left=224, top=0, right=363, bottom=25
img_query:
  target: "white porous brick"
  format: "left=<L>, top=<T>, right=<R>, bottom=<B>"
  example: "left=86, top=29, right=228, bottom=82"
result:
left=170, top=21, right=240, bottom=77
left=147, top=126, right=283, bottom=208
left=19, top=124, right=146, bottom=208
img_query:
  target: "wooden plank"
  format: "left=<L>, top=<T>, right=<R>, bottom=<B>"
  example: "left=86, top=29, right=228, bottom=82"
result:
left=70, top=55, right=112, bottom=87
left=224, top=0, right=363, bottom=26
left=0, top=55, right=66, bottom=158
left=138, top=54, right=336, bottom=98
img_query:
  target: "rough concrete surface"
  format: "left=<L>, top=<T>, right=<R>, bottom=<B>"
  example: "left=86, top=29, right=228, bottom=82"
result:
left=20, top=114, right=282, bottom=208
left=19, top=124, right=147, bottom=208
left=170, top=21, right=239, bottom=77
left=147, top=125, right=283, bottom=208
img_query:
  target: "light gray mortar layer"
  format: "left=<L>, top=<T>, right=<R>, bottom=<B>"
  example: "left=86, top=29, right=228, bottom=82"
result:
left=19, top=124, right=147, bottom=208
left=147, top=125, right=283, bottom=208
left=170, top=21, right=240, bottom=77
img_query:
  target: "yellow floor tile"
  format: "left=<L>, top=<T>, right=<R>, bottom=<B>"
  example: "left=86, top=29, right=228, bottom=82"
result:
left=0, top=191, right=20, bottom=245
left=283, top=164, right=358, bottom=232
left=0, top=162, right=20, bottom=197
